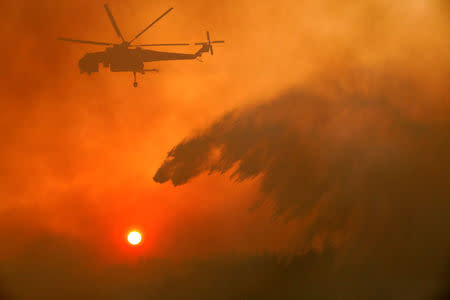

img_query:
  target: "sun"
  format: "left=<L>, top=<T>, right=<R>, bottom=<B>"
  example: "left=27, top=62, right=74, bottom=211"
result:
left=127, top=231, right=142, bottom=245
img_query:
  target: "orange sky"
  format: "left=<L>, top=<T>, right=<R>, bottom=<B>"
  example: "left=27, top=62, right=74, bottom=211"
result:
left=1, top=1, right=450, bottom=299
left=0, top=0, right=314, bottom=262
left=1, top=0, right=449, bottom=264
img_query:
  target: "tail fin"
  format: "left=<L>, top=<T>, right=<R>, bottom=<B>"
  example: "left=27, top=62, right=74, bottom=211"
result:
left=195, top=44, right=210, bottom=57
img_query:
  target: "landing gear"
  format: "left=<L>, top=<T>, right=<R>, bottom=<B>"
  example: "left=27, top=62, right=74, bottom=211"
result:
left=133, top=71, right=137, bottom=88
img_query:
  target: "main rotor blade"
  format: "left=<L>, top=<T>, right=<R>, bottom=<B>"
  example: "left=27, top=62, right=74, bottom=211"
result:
left=104, top=3, right=126, bottom=43
left=58, top=38, right=113, bottom=46
left=129, top=7, right=173, bottom=44
left=133, top=43, right=190, bottom=46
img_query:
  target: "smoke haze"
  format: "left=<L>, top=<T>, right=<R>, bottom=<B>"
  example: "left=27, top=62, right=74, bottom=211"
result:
left=1, top=0, right=449, bottom=299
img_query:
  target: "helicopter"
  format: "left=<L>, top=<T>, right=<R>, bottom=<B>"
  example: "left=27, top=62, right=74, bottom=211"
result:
left=59, top=4, right=224, bottom=87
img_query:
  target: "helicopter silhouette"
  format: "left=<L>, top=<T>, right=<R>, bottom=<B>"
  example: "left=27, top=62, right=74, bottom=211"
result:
left=59, top=4, right=224, bottom=87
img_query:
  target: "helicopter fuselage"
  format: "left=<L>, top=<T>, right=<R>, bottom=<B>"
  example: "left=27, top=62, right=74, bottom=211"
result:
left=107, top=45, right=146, bottom=72
left=78, top=44, right=205, bottom=75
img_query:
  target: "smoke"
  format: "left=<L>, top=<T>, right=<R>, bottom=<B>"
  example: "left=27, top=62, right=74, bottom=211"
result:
left=154, top=64, right=450, bottom=295
left=1, top=0, right=450, bottom=298
left=156, top=65, right=449, bottom=232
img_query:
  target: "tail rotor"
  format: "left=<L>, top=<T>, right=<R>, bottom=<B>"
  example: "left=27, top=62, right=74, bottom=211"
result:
left=195, top=31, right=224, bottom=55
left=207, top=31, right=213, bottom=55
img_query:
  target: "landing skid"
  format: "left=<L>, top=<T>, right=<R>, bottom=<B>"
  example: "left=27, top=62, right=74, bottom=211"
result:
left=132, top=69, right=159, bottom=87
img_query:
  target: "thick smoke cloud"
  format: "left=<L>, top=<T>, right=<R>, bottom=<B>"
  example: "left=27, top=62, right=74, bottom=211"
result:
left=155, top=66, right=450, bottom=296
left=155, top=69, right=450, bottom=221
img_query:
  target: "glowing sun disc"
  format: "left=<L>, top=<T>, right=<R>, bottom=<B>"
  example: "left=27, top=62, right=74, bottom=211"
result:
left=127, top=231, right=142, bottom=245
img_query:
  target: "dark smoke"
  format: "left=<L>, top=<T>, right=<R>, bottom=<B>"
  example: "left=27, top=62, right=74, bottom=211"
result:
left=155, top=70, right=450, bottom=220
left=155, top=68, right=450, bottom=297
